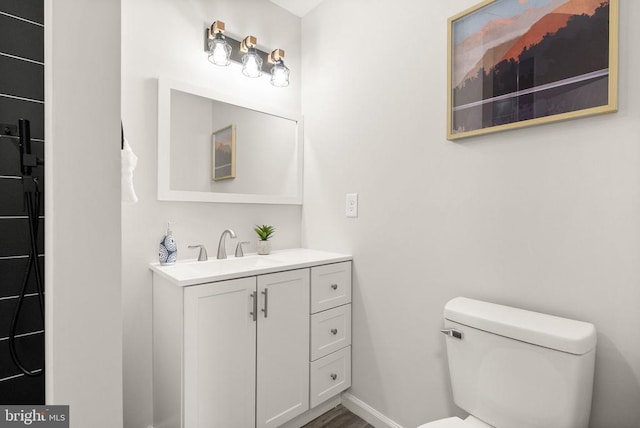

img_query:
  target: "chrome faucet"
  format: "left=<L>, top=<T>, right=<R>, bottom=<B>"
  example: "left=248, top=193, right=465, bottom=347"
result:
left=217, top=229, right=237, bottom=259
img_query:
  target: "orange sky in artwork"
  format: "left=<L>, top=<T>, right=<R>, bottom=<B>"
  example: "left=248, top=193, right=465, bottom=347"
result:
left=554, top=0, right=604, bottom=16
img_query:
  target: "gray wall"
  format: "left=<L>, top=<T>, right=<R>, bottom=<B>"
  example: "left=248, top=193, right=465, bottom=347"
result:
left=45, top=0, right=122, bottom=426
left=301, top=1, right=640, bottom=427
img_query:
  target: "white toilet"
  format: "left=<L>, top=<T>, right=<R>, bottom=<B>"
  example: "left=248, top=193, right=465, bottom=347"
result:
left=419, top=297, right=597, bottom=428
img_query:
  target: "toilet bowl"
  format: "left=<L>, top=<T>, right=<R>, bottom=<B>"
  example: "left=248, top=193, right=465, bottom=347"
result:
left=418, top=297, right=597, bottom=428
left=418, top=415, right=492, bottom=428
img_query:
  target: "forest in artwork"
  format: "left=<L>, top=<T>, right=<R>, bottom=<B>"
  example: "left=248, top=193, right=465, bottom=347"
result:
left=452, top=1, right=611, bottom=134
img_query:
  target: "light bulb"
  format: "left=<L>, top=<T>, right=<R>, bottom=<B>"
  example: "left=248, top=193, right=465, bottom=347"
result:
left=242, top=49, right=263, bottom=78
left=208, top=35, right=231, bottom=66
left=270, top=60, right=290, bottom=87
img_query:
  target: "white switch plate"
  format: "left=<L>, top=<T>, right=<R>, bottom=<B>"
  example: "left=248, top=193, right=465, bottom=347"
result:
left=346, top=193, right=358, bottom=218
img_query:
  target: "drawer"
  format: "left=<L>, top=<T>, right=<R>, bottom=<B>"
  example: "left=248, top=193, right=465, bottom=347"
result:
left=311, top=262, right=352, bottom=314
left=310, top=346, right=351, bottom=408
left=310, top=304, right=351, bottom=361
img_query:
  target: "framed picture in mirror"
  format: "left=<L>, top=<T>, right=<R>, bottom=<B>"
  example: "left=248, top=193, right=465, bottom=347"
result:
left=212, top=124, right=236, bottom=181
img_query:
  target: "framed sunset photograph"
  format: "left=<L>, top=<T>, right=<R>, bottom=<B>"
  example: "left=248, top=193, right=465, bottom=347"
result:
left=447, top=0, right=618, bottom=140
left=212, top=124, right=236, bottom=181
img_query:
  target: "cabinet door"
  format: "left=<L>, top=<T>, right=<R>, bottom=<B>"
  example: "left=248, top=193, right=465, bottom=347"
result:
left=184, top=277, right=257, bottom=428
left=256, top=269, right=310, bottom=428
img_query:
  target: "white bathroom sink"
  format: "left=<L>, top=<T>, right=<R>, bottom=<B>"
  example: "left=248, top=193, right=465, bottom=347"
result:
left=149, top=248, right=352, bottom=286
left=185, top=255, right=282, bottom=273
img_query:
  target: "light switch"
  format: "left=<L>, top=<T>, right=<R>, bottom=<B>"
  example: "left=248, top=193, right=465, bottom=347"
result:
left=346, top=193, right=358, bottom=218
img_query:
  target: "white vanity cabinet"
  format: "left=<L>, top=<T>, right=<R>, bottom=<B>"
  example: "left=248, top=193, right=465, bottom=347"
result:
left=154, top=270, right=309, bottom=428
left=151, top=249, right=352, bottom=428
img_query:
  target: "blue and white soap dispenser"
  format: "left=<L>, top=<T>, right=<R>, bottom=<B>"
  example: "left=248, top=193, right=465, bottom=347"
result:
left=159, top=222, right=177, bottom=265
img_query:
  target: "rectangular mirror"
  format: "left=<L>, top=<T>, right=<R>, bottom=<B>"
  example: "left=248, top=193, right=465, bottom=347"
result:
left=157, top=77, right=303, bottom=204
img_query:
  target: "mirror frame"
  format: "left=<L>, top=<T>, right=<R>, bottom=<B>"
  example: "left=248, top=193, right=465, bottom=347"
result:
left=157, top=77, right=303, bottom=204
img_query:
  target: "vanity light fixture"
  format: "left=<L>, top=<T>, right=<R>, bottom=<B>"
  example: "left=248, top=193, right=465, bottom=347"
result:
left=268, top=49, right=290, bottom=87
left=207, top=21, right=232, bottom=66
left=204, top=20, right=290, bottom=87
left=240, top=36, right=263, bottom=78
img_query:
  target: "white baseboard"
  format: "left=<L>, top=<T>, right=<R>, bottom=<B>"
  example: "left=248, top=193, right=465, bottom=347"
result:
left=341, top=392, right=404, bottom=428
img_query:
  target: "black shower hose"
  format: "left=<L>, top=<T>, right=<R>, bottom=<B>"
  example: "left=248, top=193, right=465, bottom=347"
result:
left=9, top=185, right=45, bottom=377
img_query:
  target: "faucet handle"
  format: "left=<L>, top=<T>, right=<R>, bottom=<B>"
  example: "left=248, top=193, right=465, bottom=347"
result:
left=188, top=245, right=208, bottom=261
left=235, top=241, right=250, bottom=258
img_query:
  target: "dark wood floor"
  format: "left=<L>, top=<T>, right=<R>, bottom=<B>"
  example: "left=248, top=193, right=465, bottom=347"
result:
left=302, top=405, right=374, bottom=428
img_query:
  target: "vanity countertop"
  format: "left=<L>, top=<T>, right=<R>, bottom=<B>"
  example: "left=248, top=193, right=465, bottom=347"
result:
left=149, top=248, right=352, bottom=287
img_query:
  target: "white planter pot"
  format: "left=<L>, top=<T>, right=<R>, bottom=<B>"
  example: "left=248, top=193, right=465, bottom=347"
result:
left=257, top=240, right=271, bottom=255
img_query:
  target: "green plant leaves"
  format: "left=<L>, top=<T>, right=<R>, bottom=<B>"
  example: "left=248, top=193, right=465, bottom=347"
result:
left=254, top=224, right=275, bottom=241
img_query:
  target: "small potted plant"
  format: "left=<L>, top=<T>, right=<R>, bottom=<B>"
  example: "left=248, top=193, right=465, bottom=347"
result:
left=254, top=224, right=275, bottom=255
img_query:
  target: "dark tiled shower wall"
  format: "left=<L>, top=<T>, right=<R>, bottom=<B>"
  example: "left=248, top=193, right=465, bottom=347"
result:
left=0, top=0, right=45, bottom=404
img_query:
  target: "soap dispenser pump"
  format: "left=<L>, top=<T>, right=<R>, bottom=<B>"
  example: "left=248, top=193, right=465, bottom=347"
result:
left=159, top=222, right=177, bottom=265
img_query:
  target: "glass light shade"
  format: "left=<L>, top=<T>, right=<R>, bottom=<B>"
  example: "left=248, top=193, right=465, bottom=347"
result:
left=270, top=60, right=290, bottom=87
left=242, top=48, right=263, bottom=78
left=208, top=35, right=231, bottom=66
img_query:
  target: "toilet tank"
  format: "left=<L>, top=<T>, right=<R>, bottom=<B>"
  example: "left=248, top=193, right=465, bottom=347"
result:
left=443, top=297, right=597, bottom=428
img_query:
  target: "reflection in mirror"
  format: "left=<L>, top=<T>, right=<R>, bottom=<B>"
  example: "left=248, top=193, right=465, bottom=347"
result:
left=158, top=78, right=303, bottom=204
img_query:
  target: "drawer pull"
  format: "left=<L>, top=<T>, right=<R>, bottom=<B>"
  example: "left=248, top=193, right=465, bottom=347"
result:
left=261, top=288, right=269, bottom=318
left=330, top=328, right=338, bottom=335
left=331, top=284, right=338, bottom=290
left=250, top=291, right=257, bottom=322
left=330, top=373, right=337, bottom=381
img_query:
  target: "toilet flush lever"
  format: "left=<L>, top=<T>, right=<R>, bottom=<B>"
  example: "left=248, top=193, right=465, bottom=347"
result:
left=440, top=328, right=464, bottom=340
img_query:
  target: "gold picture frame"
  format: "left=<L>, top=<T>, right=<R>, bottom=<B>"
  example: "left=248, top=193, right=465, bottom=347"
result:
left=447, top=0, right=618, bottom=140
left=212, top=124, right=236, bottom=181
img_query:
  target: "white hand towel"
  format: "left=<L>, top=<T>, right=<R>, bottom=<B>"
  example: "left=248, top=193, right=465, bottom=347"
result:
left=121, top=137, right=139, bottom=204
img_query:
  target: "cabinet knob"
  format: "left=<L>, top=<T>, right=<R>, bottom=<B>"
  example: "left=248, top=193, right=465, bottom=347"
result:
left=330, top=373, right=337, bottom=381
left=331, top=284, right=338, bottom=290
left=330, top=328, right=338, bottom=335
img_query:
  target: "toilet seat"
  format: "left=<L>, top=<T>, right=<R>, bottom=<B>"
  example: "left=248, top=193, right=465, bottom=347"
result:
left=417, top=417, right=467, bottom=428
left=418, top=416, right=493, bottom=428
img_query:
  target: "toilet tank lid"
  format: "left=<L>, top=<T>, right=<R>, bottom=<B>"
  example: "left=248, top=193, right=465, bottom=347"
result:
left=444, top=297, right=597, bottom=355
